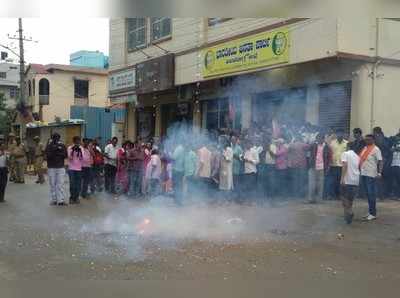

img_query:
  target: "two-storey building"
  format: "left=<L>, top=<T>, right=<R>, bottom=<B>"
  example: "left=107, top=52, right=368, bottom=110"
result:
left=0, top=62, right=19, bottom=109
left=13, top=63, right=108, bottom=143
left=109, top=18, right=400, bottom=141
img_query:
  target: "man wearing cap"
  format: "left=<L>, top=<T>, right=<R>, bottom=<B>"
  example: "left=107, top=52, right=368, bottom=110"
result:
left=33, top=136, right=45, bottom=184
left=11, top=137, right=27, bottom=183
left=6, top=133, right=17, bottom=182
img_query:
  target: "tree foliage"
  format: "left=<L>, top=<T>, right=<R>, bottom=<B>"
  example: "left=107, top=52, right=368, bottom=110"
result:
left=0, top=93, right=13, bottom=135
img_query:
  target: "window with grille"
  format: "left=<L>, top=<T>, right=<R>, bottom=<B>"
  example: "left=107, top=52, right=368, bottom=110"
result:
left=74, top=80, right=89, bottom=99
left=127, top=18, right=147, bottom=51
left=151, top=17, right=171, bottom=42
left=9, top=87, right=18, bottom=98
left=0, top=72, right=6, bottom=79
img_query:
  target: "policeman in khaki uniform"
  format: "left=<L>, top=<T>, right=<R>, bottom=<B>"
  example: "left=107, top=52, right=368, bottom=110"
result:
left=7, top=133, right=17, bottom=182
left=33, top=136, right=45, bottom=184
left=11, top=137, right=27, bottom=184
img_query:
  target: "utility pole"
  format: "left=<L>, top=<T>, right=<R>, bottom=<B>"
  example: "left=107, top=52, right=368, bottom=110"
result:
left=18, top=18, right=25, bottom=104
left=8, top=18, right=35, bottom=104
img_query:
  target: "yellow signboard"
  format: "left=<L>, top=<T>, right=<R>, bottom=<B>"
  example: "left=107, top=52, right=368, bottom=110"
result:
left=202, top=28, right=290, bottom=77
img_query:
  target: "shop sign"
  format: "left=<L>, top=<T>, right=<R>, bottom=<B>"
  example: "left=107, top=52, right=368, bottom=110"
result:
left=109, top=94, right=137, bottom=105
left=136, top=54, right=174, bottom=94
left=202, top=27, right=289, bottom=77
left=109, top=68, right=136, bottom=93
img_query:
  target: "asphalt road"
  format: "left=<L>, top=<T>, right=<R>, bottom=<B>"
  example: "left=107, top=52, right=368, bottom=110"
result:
left=1, top=175, right=399, bottom=296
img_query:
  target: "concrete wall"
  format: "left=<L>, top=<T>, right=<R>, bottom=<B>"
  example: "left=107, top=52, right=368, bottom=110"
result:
left=372, top=63, right=400, bottom=136
left=26, top=70, right=108, bottom=123
left=378, top=19, right=400, bottom=60
left=109, top=18, right=340, bottom=85
left=337, top=17, right=377, bottom=57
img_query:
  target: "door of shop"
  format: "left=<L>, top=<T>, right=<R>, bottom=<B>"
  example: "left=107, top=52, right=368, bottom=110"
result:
left=161, top=103, right=192, bottom=137
left=136, top=107, right=155, bottom=142
left=318, top=81, right=351, bottom=134
left=253, top=88, right=307, bottom=127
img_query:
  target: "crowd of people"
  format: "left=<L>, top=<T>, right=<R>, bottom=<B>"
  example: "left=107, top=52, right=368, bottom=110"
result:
left=0, top=120, right=400, bottom=225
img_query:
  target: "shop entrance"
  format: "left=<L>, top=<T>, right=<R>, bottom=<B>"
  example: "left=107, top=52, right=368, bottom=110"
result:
left=253, top=88, right=307, bottom=128
left=136, top=107, right=155, bottom=142
left=161, top=102, right=192, bottom=137
left=201, top=97, right=241, bottom=132
left=318, top=81, right=352, bottom=134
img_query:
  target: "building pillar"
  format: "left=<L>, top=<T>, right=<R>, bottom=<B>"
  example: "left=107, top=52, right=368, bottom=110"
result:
left=241, top=93, right=252, bottom=129
left=126, top=103, right=136, bottom=141
left=154, top=105, right=161, bottom=138
left=192, top=99, right=201, bottom=133
left=305, top=86, right=319, bottom=125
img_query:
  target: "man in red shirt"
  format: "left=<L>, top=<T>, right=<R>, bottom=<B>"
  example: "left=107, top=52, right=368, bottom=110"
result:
left=288, top=135, right=309, bottom=199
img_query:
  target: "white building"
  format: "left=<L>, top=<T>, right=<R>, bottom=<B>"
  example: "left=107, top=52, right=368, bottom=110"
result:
left=0, top=62, right=19, bottom=108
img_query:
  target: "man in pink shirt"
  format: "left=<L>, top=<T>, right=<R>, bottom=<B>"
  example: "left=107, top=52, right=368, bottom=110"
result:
left=308, top=133, right=331, bottom=203
left=81, top=138, right=94, bottom=199
left=68, top=136, right=83, bottom=204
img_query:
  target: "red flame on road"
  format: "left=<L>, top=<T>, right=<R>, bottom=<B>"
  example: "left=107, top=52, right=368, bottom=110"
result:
left=136, top=218, right=151, bottom=235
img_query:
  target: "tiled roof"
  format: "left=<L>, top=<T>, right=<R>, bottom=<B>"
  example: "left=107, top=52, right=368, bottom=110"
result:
left=26, top=63, right=108, bottom=76
left=45, top=64, right=108, bottom=75
left=28, top=63, right=49, bottom=74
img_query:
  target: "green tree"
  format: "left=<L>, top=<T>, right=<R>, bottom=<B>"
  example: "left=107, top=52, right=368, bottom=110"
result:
left=0, top=93, right=13, bottom=135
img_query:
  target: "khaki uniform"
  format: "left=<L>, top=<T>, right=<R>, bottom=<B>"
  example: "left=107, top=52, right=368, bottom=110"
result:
left=34, top=142, right=45, bottom=183
left=7, top=140, right=17, bottom=181
left=11, top=143, right=27, bottom=183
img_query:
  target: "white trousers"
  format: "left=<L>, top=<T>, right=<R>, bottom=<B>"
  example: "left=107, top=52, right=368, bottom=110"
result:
left=48, top=168, right=66, bottom=203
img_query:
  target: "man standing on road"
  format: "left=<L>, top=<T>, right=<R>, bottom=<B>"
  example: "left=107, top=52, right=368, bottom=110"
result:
left=308, top=133, right=331, bottom=204
left=67, top=136, right=83, bottom=204
left=373, top=127, right=392, bottom=199
left=91, top=138, right=104, bottom=192
left=328, top=129, right=348, bottom=200
left=6, top=133, right=17, bottom=182
left=340, top=143, right=360, bottom=224
left=81, top=138, right=94, bottom=199
left=45, top=133, right=67, bottom=206
left=11, top=137, right=27, bottom=184
left=104, top=137, right=119, bottom=194
left=33, top=136, right=45, bottom=184
left=172, top=142, right=185, bottom=205
left=196, top=141, right=212, bottom=203
left=350, top=128, right=366, bottom=154
left=127, top=141, right=145, bottom=198
left=390, top=129, right=400, bottom=200
left=0, top=141, right=9, bottom=203
left=359, top=134, right=383, bottom=221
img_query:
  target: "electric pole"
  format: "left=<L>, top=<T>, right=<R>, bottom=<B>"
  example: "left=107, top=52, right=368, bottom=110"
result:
left=18, top=18, right=25, bottom=104
left=8, top=18, right=35, bottom=104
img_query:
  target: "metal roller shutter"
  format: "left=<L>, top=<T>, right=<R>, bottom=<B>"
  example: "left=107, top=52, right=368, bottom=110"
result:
left=318, top=81, right=352, bottom=134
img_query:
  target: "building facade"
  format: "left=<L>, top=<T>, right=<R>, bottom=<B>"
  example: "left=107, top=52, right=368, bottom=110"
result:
left=70, top=50, right=109, bottom=69
left=109, top=18, right=400, bottom=142
left=0, top=62, right=19, bottom=109
left=13, top=63, right=108, bottom=139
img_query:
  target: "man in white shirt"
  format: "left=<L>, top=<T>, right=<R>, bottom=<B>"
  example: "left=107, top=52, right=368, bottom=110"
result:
left=359, top=134, right=383, bottom=221
left=104, top=137, right=119, bottom=194
left=340, top=143, right=360, bottom=224
left=243, top=141, right=260, bottom=202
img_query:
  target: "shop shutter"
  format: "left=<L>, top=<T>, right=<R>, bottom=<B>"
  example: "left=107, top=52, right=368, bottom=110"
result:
left=318, top=81, right=352, bottom=134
